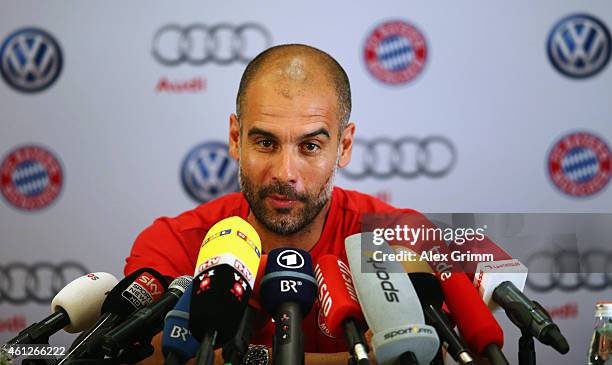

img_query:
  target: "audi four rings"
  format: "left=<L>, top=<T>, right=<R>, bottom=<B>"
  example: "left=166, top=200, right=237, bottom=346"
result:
left=340, top=136, right=457, bottom=179
left=152, top=23, right=272, bottom=65
left=0, top=262, right=88, bottom=304
left=526, top=250, right=612, bottom=292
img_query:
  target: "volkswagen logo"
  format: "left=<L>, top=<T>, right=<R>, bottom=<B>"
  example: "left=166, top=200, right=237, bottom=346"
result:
left=547, top=14, right=611, bottom=78
left=526, top=250, right=612, bottom=292
left=340, top=137, right=456, bottom=179
left=0, top=262, right=89, bottom=304
left=181, top=142, right=239, bottom=203
left=277, top=250, right=305, bottom=269
left=152, top=23, right=272, bottom=66
left=0, top=28, right=63, bottom=92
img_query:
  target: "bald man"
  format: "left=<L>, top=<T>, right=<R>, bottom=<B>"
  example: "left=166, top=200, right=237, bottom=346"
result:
left=126, top=44, right=411, bottom=364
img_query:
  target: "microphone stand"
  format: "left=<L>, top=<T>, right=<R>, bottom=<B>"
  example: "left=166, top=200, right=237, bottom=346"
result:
left=518, top=329, right=536, bottom=365
left=195, top=331, right=217, bottom=365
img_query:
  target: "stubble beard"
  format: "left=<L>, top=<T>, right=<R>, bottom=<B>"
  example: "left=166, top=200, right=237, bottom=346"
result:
left=239, top=160, right=338, bottom=236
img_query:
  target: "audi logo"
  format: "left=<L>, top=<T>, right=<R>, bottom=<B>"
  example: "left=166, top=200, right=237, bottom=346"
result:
left=0, top=262, right=89, bottom=304
left=340, top=137, right=457, bottom=179
left=152, top=23, right=272, bottom=66
left=526, top=250, right=612, bottom=292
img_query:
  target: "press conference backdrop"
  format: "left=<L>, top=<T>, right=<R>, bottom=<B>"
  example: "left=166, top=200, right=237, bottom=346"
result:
left=1, top=1, right=611, bottom=364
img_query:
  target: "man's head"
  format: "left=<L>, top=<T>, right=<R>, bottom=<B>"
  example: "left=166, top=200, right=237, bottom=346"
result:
left=229, top=44, right=355, bottom=236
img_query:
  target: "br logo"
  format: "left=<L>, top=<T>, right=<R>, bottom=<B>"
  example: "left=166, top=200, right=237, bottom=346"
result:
left=169, top=325, right=190, bottom=341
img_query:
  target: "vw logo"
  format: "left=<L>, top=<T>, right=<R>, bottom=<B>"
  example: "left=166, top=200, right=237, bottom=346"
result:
left=0, top=262, right=89, bottom=304
left=526, top=250, right=612, bottom=292
left=547, top=14, right=611, bottom=78
left=340, top=137, right=456, bottom=180
left=364, top=20, right=427, bottom=85
left=277, top=250, right=305, bottom=269
left=0, top=28, right=63, bottom=92
left=152, top=23, right=272, bottom=66
left=181, top=142, right=239, bottom=203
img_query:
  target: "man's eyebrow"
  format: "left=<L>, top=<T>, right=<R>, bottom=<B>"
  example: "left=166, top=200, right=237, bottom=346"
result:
left=300, top=128, right=330, bottom=140
left=247, top=127, right=331, bottom=140
left=247, top=127, right=278, bottom=139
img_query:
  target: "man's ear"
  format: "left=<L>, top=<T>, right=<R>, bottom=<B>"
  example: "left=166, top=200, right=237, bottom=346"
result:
left=229, top=113, right=240, bottom=161
left=338, top=122, right=356, bottom=168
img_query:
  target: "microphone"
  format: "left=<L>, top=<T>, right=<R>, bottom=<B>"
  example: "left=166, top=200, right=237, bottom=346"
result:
left=444, top=220, right=569, bottom=354
left=222, top=254, right=269, bottom=365
left=260, top=248, right=317, bottom=365
left=189, top=216, right=262, bottom=365
left=446, top=218, right=528, bottom=311
left=396, top=212, right=509, bottom=364
left=58, top=268, right=167, bottom=364
left=409, top=277, right=475, bottom=364
left=420, top=254, right=508, bottom=364
left=314, top=254, right=370, bottom=365
left=7, top=272, right=118, bottom=345
left=101, top=275, right=193, bottom=357
left=345, top=233, right=439, bottom=365
left=162, top=282, right=200, bottom=365
left=493, top=281, right=569, bottom=354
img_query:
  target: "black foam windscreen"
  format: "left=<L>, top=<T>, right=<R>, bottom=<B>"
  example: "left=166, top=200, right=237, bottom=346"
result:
left=101, top=268, right=168, bottom=317
left=189, top=265, right=252, bottom=344
left=259, top=248, right=317, bottom=316
left=408, top=272, right=444, bottom=310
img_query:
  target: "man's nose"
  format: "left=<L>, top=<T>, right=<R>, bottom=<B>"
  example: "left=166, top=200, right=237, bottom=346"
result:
left=270, top=148, right=297, bottom=184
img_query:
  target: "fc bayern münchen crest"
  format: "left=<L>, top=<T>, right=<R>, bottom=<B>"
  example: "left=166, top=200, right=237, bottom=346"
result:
left=364, top=20, right=427, bottom=85
left=548, top=132, right=611, bottom=197
left=1, top=145, right=64, bottom=210
left=547, top=14, right=611, bottom=78
left=0, top=28, right=63, bottom=92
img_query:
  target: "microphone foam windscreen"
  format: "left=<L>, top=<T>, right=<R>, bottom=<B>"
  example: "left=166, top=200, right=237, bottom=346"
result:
left=345, top=233, right=425, bottom=332
left=315, top=254, right=365, bottom=338
left=439, top=273, right=504, bottom=354
left=346, top=233, right=439, bottom=365
left=260, top=248, right=317, bottom=316
left=101, top=268, right=167, bottom=318
left=163, top=282, right=199, bottom=363
left=407, top=273, right=443, bottom=310
left=194, top=216, right=262, bottom=289
left=189, top=217, right=262, bottom=343
left=51, top=272, right=119, bottom=333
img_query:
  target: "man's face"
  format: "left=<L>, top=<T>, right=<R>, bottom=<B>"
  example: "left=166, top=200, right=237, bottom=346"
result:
left=229, top=67, right=353, bottom=235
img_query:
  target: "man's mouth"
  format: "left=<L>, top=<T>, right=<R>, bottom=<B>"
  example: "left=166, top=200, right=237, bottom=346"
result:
left=266, top=194, right=299, bottom=209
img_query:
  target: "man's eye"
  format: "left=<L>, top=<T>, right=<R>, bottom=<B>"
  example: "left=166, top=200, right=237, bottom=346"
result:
left=257, top=140, right=274, bottom=149
left=301, top=142, right=320, bottom=153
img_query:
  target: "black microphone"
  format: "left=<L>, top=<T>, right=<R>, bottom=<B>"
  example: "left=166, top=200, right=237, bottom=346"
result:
left=408, top=273, right=476, bottom=365
left=58, top=268, right=167, bottom=365
left=260, top=248, right=317, bottom=365
left=189, top=217, right=263, bottom=365
left=493, top=281, right=569, bottom=354
left=100, top=275, right=193, bottom=357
